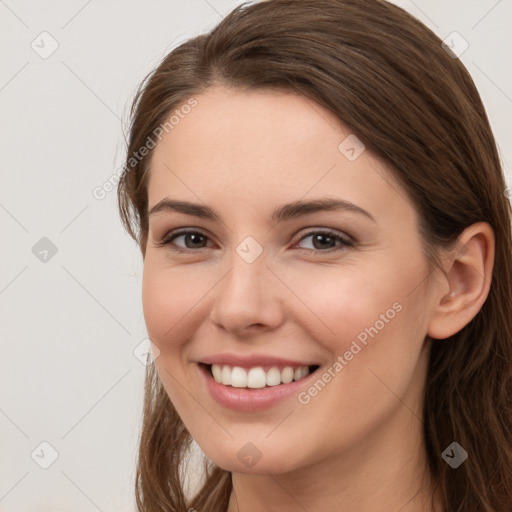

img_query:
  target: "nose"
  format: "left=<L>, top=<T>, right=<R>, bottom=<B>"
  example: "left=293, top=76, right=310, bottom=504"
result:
left=209, top=249, right=284, bottom=336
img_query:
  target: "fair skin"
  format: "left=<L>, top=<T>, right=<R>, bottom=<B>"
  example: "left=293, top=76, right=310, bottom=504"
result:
left=142, top=85, right=494, bottom=511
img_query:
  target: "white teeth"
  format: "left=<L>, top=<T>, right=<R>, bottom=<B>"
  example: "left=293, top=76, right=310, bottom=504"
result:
left=221, top=365, right=231, bottom=385
left=212, top=364, right=222, bottom=382
left=247, top=367, right=267, bottom=388
left=281, top=367, right=294, bottom=384
left=266, top=367, right=281, bottom=386
left=210, top=364, right=313, bottom=388
left=231, top=367, right=247, bottom=388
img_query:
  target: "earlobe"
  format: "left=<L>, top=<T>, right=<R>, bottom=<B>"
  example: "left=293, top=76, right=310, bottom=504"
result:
left=427, top=222, right=495, bottom=340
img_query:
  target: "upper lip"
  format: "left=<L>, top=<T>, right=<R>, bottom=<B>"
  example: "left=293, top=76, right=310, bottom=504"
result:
left=199, top=353, right=319, bottom=369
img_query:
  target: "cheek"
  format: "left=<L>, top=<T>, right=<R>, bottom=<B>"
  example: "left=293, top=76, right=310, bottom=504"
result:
left=141, top=259, right=210, bottom=346
left=276, top=257, right=430, bottom=398
left=299, top=260, right=430, bottom=400
left=282, top=274, right=429, bottom=458
left=142, top=269, right=175, bottom=344
left=141, top=261, right=204, bottom=413
left=273, top=261, right=409, bottom=347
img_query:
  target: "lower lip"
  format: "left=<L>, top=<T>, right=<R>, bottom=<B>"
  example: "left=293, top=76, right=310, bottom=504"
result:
left=199, top=364, right=318, bottom=412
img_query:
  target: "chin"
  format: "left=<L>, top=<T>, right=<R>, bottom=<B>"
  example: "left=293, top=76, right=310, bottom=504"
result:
left=196, top=436, right=307, bottom=476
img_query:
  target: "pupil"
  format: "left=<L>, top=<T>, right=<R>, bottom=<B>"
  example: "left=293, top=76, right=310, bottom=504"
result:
left=187, top=233, right=205, bottom=248
left=314, top=234, right=333, bottom=249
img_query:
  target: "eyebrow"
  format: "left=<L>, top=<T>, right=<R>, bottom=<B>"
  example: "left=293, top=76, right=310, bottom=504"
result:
left=148, top=197, right=376, bottom=225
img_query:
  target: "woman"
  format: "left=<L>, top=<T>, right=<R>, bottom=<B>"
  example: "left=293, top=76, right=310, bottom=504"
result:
left=117, top=0, right=512, bottom=510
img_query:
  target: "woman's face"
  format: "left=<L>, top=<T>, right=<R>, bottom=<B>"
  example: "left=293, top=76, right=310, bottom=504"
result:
left=142, top=85, right=443, bottom=474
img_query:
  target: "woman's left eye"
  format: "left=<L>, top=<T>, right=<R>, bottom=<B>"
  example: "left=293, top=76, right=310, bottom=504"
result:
left=295, top=230, right=353, bottom=252
left=156, top=229, right=353, bottom=254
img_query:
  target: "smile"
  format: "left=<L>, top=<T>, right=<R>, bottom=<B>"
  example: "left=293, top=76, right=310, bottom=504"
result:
left=208, top=363, right=318, bottom=388
left=198, top=361, right=321, bottom=412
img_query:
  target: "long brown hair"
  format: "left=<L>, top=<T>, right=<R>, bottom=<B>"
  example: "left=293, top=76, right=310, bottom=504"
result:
left=117, top=1, right=512, bottom=510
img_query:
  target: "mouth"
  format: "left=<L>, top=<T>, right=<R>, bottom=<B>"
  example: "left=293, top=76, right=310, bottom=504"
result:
left=200, top=363, right=321, bottom=389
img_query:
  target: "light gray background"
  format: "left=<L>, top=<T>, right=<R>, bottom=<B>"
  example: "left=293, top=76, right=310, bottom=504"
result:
left=1, top=1, right=511, bottom=510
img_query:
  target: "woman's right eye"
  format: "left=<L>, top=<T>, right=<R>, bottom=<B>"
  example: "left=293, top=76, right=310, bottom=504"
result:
left=157, top=229, right=213, bottom=253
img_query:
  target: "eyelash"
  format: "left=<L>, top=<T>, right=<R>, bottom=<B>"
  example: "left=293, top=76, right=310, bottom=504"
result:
left=156, top=228, right=353, bottom=255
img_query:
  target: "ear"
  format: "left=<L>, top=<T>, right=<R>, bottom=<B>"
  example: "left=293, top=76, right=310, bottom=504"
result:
left=427, top=222, right=495, bottom=340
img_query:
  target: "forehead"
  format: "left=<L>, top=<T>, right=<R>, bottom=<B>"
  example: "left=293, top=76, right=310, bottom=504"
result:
left=153, top=86, right=345, bottom=167
left=147, top=86, right=415, bottom=227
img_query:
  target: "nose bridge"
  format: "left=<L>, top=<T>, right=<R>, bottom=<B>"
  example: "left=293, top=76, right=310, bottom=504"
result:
left=235, top=234, right=266, bottom=266
left=223, top=235, right=268, bottom=301
left=209, top=234, right=281, bottom=332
